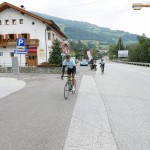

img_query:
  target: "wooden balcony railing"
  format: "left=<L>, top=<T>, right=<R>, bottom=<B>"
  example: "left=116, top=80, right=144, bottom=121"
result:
left=0, top=39, right=39, bottom=47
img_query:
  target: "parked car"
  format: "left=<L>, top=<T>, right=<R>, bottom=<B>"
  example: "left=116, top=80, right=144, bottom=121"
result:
left=80, top=59, right=88, bottom=66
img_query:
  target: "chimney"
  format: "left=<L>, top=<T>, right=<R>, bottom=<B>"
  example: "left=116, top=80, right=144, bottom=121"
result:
left=20, top=5, right=25, bottom=9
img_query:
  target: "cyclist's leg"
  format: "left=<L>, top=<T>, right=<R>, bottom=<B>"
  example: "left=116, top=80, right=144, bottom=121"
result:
left=67, top=69, right=72, bottom=90
left=72, top=74, right=76, bottom=87
left=70, top=68, right=76, bottom=86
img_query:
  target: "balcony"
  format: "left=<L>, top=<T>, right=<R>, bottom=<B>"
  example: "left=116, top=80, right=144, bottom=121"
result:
left=26, top=39, right=39, bottom=47
left=0, top=39, right=39, bottom=47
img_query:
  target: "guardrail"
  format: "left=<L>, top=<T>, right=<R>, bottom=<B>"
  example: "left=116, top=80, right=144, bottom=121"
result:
left=112, top=60, right=150, bottom=67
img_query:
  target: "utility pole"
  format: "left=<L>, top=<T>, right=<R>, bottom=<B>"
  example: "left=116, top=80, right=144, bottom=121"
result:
left=90, top=27, right=94, bottom=49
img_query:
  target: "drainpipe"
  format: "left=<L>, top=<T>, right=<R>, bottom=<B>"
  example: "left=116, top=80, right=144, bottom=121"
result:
left=45, top=29, right=48, bottom=62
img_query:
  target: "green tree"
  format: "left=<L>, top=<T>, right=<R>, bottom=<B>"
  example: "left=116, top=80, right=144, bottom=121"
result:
left=108, top=44, right=118, bottom=60
left=129, top=34, right=150, bottom=63
left=49, top=39, right=62, bottom=66
left=117, top=37, right=125, bottom=50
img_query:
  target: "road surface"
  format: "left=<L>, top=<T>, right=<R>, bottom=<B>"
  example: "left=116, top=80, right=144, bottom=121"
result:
left=94, top=62, right=150, bottom=150
left=0, top=62, right=150, bottom=150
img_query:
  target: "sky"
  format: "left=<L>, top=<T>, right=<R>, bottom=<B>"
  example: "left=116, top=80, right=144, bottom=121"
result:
left=1, top=0, right=150, bottom=37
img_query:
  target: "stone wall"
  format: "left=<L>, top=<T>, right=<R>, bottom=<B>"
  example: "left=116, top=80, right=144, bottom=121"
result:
left=0, top=66, right=62, bottom=74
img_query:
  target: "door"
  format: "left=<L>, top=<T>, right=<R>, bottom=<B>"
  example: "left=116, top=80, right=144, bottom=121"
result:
left=26, top=47, right=38, bottom=66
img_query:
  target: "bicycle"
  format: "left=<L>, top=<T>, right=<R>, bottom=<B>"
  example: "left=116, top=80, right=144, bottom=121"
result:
left=62, top=75, right=76, bottom=99
left=100, top=64, right=104, bottom=73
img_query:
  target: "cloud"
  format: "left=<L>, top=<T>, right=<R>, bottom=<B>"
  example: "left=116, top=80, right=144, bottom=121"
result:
left=1, top=0, right=150, bottom=37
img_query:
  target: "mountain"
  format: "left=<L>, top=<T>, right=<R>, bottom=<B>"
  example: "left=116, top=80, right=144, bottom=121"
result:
left=31, top=11, right=138, bottom=44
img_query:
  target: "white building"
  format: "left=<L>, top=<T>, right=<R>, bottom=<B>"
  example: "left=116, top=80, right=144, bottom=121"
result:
left=0, top=2, right=67, bottom=66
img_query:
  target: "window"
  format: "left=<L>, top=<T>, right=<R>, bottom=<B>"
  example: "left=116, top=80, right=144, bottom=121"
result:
left=52, top=33, right=55, bottom=40
left=48, top=33, right=51, bottom=40
left=5, top=20, right=9, bottom=25
left=22, top=33, right=30, bottom=39
left=22, top=33, right=27, bottom=39
left=10, top=52, right=14, bottom=57
left=9, top=34, right=15, bottom=40
left=19, top=19, right=23, bottom=24
left=32, top=56, right=35, bottom=59
left=12, top=19, right=16, bottom=25
left=0, top=20, right=1, bottom=25
left=0, top=52, right=3, bottom=56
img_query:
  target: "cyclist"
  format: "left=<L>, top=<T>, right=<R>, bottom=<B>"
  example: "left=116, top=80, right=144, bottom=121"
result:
left=99, top=58, right=105, bottom=72
left=61, top=54, right=76, bottom=89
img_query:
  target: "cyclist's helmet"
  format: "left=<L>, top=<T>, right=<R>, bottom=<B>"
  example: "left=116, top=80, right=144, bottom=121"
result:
left=66, top=54, right=70, bottom=59
left=101, top=59, right=103, bottom=61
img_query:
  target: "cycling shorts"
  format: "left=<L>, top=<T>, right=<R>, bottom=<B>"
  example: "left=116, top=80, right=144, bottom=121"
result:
left=67, top=68, right=76, bottom=75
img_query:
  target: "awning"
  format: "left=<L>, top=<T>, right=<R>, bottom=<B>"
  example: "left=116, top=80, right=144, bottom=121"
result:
left=28, top=47, right=37, bottom=53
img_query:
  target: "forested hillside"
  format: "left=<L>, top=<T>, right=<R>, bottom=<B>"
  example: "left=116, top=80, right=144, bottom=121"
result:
left=31, top=11, right=138, bottom=44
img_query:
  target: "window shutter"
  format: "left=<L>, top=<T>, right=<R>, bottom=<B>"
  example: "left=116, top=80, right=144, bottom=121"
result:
left=27, top=34, right=30, bottom=40
left=2, top=35, right=4, bottom=40
left=0, top=35, right=4, bottom=40
left=14, top=34, right=17, bottom=40
left=18, top=34, right=22, bottom=38
left=5, top=34, right=9, bottom=40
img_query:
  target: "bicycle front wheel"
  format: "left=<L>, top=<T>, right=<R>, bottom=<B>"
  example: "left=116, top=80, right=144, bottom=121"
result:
left=64, top=82, right=70, bottom=99
left=72, top=85, right=76, bottom=94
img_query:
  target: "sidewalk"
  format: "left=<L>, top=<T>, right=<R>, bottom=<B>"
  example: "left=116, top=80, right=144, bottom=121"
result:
left=0, top=77, right=26, bottom=99
left=63, top=75, right=119, bottom=150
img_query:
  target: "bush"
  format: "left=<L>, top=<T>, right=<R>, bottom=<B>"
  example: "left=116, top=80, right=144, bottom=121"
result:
left=38, top=62, right=60, bottom=67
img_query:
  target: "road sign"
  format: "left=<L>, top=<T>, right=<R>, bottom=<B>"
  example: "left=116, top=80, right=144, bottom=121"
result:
left=16, top=38, right=26, bottom=49
left=16, top=38, right=25, bottom=46
left=14, top=49, right=28, bottom=54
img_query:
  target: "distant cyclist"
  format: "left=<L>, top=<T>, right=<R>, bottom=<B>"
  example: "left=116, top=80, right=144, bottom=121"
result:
left=99, top=58, right=105, bottom=73
left=61, top=54, right=76, bottom=89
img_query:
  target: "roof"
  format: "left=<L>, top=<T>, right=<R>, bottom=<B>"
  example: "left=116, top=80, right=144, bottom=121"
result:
left=0, top=2, right=67, bottom=39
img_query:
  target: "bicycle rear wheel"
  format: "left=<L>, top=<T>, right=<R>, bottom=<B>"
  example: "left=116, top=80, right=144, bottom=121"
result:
left=64, top=82, right=70, bottom=99
left=101, top=66, right=104, bottom=73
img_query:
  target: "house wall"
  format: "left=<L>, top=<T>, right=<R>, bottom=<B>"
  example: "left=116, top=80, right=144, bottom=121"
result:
left=0, top=46, right=25, bottom=66
left=0, top=8, right=66, bottom=66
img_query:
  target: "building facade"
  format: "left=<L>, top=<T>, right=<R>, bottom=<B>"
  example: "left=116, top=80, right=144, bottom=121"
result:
left=0, top=2, right=67, bottom=66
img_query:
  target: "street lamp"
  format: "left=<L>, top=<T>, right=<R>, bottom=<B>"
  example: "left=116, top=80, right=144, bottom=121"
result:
left=132, top=3, right=150, bottom=10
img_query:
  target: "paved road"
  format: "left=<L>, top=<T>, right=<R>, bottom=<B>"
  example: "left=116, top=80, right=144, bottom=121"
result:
left=0, top=64, right=96, bottom=150
left=0, top=62, right=150, bottom=150
left=94, top=62, right=150, bottom=150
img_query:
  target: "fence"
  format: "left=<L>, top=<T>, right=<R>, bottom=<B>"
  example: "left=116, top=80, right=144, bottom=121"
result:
left=112, top=60, right=150, bottom=67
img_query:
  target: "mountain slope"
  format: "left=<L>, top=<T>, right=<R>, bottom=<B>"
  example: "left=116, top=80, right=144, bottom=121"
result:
left=31, top=11, right=138, bottom=44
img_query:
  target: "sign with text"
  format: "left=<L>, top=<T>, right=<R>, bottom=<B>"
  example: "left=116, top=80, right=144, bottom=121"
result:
left=14, top=49, right=28, bottom=54
left=118, top=50, right=128, bottom=57
left=87, top=51, right=93, bottom=60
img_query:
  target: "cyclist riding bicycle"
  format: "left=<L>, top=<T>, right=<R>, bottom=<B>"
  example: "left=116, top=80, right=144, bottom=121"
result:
left=99, top=58, right=105, bottom=72
left=61, top=54, right=76, bottom=89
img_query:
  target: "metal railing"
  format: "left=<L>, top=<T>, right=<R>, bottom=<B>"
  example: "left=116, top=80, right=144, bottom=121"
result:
left=112, top=60, right=150, bottom=67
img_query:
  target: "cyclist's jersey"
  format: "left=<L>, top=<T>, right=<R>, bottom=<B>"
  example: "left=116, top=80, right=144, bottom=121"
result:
left=63, top=59, right=75, bottom=69
left=99, top=61, right=105, bottom=67
left=99, top=61, right=105, bottom=65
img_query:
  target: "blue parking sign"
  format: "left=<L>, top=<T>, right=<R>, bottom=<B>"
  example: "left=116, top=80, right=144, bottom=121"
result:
left=16, top=38, right=25, bottom=47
